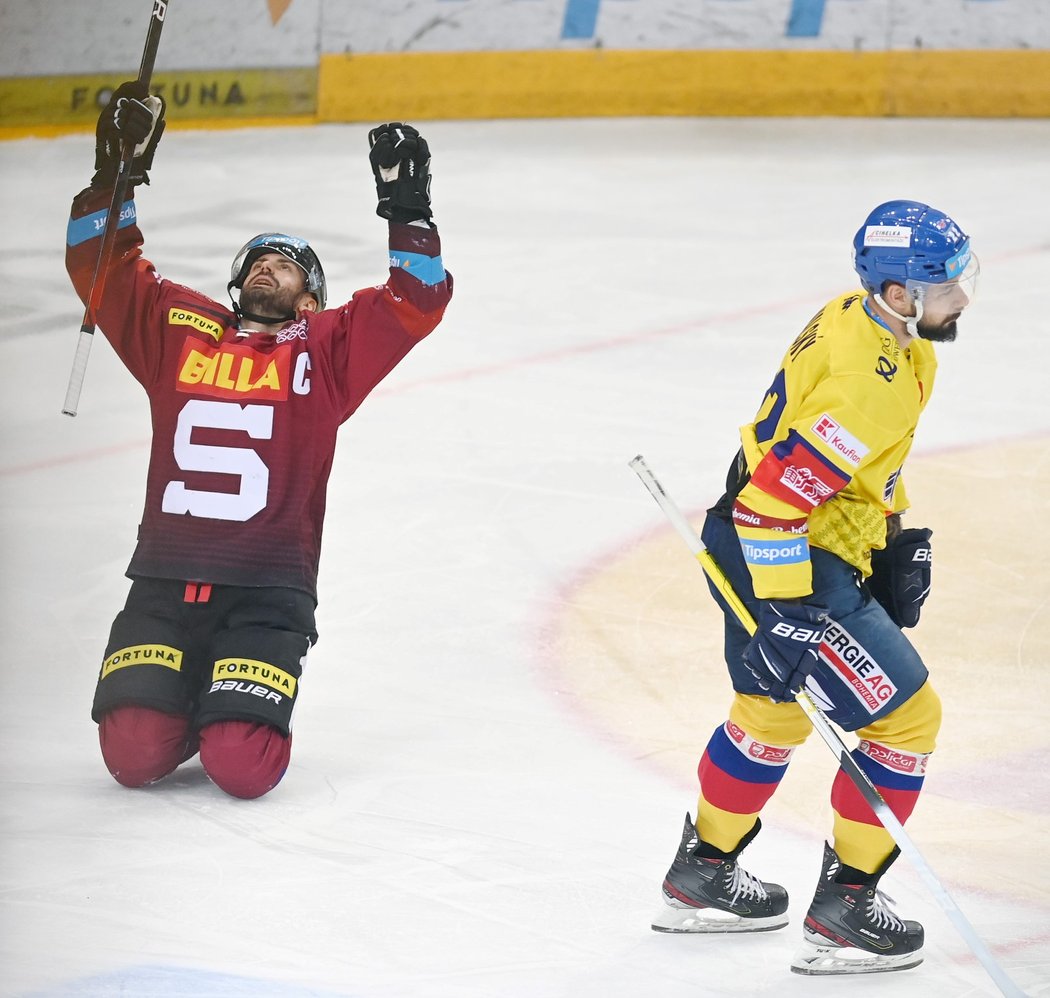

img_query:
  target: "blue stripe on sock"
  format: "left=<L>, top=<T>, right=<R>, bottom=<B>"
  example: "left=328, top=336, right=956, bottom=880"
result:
left=706, top=725, right=788, bottom=785
left=853, top=749, right=926, bottom=792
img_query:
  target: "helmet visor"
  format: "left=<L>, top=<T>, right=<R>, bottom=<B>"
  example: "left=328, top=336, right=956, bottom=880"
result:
left=907, top=251, right=979, bottom=313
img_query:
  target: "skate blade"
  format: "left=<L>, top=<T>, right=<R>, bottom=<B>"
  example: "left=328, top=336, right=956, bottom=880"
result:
left=790, top=935, right=923, bottom=975
left=652, top=902, right=788, bottom=934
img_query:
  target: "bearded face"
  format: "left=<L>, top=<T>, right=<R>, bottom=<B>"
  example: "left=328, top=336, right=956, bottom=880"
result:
left=238, top=253, right=314, bottom=321
left=239, top=280, right=305, bottom=320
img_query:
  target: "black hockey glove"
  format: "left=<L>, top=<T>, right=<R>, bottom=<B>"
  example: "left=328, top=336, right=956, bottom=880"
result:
left=868, top=527, right=932, bottom=629
left=744, top=601, right=828, bottom=703
left=368, top=122, right=433, bottom=224
left=92, top=81, right=166, bottom=189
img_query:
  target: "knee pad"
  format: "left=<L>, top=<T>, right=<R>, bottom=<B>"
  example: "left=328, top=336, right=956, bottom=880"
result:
left=98, top=705, right=195, bottom=788
left=92, top=607, right=193, bottom=723
left=729, top=692, right=813, bottom=747
left=195, top=625, right=309, bottom=736
left=856, top=680, right=942, bottom=754
left=199, top=720, right=291, bottom=799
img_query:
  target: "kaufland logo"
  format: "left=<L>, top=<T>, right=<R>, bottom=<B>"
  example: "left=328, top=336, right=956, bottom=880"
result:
left=813, top=414, right=838, bottom=439
left=811, top=414, right=868, bottom=468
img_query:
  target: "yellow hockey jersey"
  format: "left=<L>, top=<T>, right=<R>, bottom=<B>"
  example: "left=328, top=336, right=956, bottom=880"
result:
left=732, top=291, right=937, bottom=599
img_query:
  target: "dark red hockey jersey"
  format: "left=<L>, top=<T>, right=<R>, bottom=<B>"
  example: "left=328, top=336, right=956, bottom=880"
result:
left=66, top=188, right=452, bottom=598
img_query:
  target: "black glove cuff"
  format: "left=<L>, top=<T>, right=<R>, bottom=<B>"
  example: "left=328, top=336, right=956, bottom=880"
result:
left=868, top=527, right=932, bottom=628
left=376, top=181, right=433, bottom=222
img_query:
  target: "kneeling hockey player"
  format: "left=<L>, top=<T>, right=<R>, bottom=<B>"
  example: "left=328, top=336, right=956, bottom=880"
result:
left=66, top=84, right=452, bottom=799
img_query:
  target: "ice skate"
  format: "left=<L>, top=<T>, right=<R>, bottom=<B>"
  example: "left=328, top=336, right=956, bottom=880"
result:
left=651, top=814, right=789, bottom=933
left=791, top=842, right=923, bottom=975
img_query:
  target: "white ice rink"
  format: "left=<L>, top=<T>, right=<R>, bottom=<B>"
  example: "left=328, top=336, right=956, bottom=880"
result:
left=1, top=117, right=1048, bottom=997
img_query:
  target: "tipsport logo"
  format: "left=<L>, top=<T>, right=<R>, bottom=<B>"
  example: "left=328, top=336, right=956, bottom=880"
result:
left=741, top=537, right=809, bottom=565
left=944, top=241, right=972, bottom=279
left=248, top=234, right=308, bottom=252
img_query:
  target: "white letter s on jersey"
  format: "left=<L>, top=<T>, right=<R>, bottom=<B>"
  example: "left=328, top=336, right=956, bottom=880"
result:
left=161, top=399, right=274, bottom=521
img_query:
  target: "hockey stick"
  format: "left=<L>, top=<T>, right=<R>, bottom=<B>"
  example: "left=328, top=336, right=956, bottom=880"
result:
left=629, top=454, right=1026, bottom=998
left=62, top=0, right=170, bottom=417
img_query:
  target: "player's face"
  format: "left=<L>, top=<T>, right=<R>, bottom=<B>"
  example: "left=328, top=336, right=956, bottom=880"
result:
left=913, top=254, right=978, bottom=343
left=915, top=278, right=972, bottom=343
left=240, top=253, right=310, bottom=316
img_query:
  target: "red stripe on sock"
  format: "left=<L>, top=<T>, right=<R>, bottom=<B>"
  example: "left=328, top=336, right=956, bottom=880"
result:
left=831, top=768, right=920, bottom=826
left=699, top=751, right=784, bottom=814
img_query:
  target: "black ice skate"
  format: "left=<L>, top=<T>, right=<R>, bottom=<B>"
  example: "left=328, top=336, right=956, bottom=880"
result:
left=651, top=813, right=789, bottom=933
left=791, top=842, right=924, bottom=975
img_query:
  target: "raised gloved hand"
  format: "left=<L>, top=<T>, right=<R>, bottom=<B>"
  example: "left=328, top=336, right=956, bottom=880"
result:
left=368, top=122, right=433, bottom=224
left=92, top=81, right=166, bottom=189
left=744, top=601, right=828, bottom=703
left=868, top=527, right=932, bottom=628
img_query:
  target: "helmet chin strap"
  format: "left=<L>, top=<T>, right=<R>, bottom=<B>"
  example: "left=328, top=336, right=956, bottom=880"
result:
left=873, top=292, right=924, bottom=339
left=236, top=304, right=296, bottom=325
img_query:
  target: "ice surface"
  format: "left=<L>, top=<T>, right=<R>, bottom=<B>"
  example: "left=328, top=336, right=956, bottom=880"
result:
left=1, top=117, right=1048, bottom=997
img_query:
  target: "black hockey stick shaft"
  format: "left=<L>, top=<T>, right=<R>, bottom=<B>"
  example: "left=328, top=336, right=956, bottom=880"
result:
left=629, top=454, right=1026, bottom=998
left=62, top=0, right=170, bottom=417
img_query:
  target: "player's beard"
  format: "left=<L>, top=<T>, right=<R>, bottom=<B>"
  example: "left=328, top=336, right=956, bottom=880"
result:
left=917, top=315, right=959, bottom=342
left=239, top=282, right=300, bottom=321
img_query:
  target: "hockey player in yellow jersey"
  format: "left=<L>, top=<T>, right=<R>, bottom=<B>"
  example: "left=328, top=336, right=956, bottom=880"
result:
left=651, top=200, right=978, bottom=976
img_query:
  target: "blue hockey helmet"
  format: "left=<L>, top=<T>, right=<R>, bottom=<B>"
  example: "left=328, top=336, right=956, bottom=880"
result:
left=229, top=232, right=327, bottom=310
left=852, top=200, right=975, bottom=297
